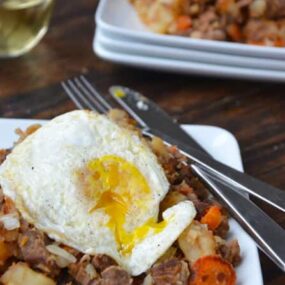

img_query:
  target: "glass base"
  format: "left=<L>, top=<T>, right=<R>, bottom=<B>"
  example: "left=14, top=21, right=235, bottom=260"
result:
left=0, top=25, right=48, bottom=58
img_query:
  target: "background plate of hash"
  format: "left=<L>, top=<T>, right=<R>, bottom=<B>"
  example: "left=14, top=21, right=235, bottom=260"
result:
left=96, top=0, right=285, bottom=59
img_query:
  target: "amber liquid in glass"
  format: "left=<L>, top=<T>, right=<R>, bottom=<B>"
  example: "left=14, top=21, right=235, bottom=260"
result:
left=0, top=0, right=54, bottom=57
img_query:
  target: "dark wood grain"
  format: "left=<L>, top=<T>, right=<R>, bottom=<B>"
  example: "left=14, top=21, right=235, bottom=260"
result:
left=0, top=0, right=284, bottom=283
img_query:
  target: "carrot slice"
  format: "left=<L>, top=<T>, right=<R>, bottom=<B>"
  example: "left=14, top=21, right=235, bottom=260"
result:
left=176, top=15, right=192, bottom=31
left=190, top=255, right=236, bottom=285
left=200, top=206, right=223, bottom=231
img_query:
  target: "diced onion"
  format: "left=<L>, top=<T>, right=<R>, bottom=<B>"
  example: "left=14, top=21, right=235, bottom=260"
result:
left=46, top=244, right=76, bottom=268
left=54, top=256, right=73, bottom=268
left=85, top=263, right=97, bottom=279
left=0, top=214, right=20, bottom=230
left=143, top=274, right=153, bottom=285
left=250, top=0, right=266, bottom=17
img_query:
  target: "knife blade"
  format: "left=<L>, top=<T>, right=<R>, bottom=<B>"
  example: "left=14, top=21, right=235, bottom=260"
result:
left=109, top=86, right=285, bottom=213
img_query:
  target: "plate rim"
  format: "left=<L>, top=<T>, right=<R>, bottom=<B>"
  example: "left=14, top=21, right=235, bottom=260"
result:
left=97, top=29, right=285, bottom=71
left=94, top=34, right=285, bottom=82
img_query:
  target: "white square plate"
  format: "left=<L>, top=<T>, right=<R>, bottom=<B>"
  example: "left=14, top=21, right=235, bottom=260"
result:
left=0, top=118, right=263, bottom=285
left=96, top=0, right=285, bottom=59
left=94, top=31, right=285, bottom=82
left=96, top=29, right=285, bottom=71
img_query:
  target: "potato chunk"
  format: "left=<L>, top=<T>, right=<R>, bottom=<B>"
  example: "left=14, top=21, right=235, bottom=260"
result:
left=131, top=0, right=187, bottom=33
left=1, top=262, right=55, bottom=285
left=178, top=221, right=216, bottom=264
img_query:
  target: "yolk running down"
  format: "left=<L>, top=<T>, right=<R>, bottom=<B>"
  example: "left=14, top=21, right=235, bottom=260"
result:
left=83, top=155, right=167, bottom=255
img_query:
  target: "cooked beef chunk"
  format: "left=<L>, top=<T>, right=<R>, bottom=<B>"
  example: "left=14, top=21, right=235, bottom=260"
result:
left=69, top=255, right=99, bottom=285
left=18, top=228, right=59, bottom=276
left=243, top=19, right=282, bottom=45
left=0, top=149, right=9, bottom=165
left=101, top=266, right=133, bottom=285
left=218, top=239, right=241, bottom=267
left=150, top=258, right=190, bottom=285
left=0, top=187, right=3, bottom=206
left=266, top=0, right=285, bottom=18
left=92, top=255, right=117, bottom=273
left=214, top=214, right=230, bottom=239
left=89, top=280, right=102, bottom=285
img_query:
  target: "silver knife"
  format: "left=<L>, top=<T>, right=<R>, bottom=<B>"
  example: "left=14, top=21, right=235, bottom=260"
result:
left=109, top=86, right=208, bottom=155
left=109, top=86, right=285, bottom=212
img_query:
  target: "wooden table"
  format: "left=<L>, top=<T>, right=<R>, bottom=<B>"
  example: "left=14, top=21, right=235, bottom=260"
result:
left=0, top=0, right=284, bottom=283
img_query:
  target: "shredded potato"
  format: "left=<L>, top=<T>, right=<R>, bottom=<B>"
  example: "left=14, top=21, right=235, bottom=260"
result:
left=14, top=124, right=41, bottom=144
left=131, top=0, right=186, bottom=33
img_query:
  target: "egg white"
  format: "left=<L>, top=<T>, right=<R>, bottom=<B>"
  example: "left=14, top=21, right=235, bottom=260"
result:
left=0, top=110, right=196, bottom=275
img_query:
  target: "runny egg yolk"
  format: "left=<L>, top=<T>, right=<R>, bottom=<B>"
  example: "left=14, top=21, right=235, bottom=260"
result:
left=82, top=155, right=167, bottom=255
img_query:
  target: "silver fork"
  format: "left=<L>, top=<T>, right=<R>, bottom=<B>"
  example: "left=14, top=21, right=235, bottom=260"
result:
left=62, top=75, right=150, bottom=133
left=62, top=76, right=112, bottom=113
left=61, top=75, right=285, bottom=271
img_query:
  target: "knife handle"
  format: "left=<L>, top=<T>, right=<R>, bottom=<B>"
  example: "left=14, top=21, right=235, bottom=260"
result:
left=191, top=164, right=285, bottom=272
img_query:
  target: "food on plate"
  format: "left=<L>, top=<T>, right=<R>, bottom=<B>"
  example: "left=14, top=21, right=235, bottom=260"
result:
left=200, top=205, right=223, bottom=231
left=1, top=262, right=55, bottom=285
left=190, top=255, right=236, bottom=285
left=130, top=0, right=285, bottom=47
left=178, top=221, right=216, bottom=264
left=0, top=110, right=241, bottom=284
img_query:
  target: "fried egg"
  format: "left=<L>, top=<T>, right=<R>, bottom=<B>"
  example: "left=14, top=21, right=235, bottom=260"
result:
left=0, top=110, right=196, bottom=275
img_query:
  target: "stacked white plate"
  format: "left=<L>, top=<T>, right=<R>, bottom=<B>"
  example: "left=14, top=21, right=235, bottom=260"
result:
left=94, top=0, right=285, bottom=81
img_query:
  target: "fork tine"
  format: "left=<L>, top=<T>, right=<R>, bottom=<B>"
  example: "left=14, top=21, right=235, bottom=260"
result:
left=62, top=76, right=114, bottom=115
left=61, top=81, right=86, bottom=110
left=79, top=75, right=112, bottom=111
left=62, top=79, right=99, bottom=112
left=73, top=77, right=107, bottom=114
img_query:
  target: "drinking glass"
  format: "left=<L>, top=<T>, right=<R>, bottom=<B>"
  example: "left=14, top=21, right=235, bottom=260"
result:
left=0, top=0, right=55, bottom=57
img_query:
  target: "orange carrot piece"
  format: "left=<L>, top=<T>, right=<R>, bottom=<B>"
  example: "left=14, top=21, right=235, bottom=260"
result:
left=0, top=241, right=13, bottom=265
left=216, top=0, right=233, bottom=13
left=274, top=37, right=285, bottom=47
left=247, top=40, right=265, bottom=46
left=227, top=24, right=242, bottom=42
left=190, top=255, right=236, bottom=285
left=200, top=206, right=223, bottom=231
left=176, top=15, right=192, bottom=31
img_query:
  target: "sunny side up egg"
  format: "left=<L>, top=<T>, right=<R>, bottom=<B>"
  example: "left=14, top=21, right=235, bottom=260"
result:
left=0, top=110, right=196, bottom=275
